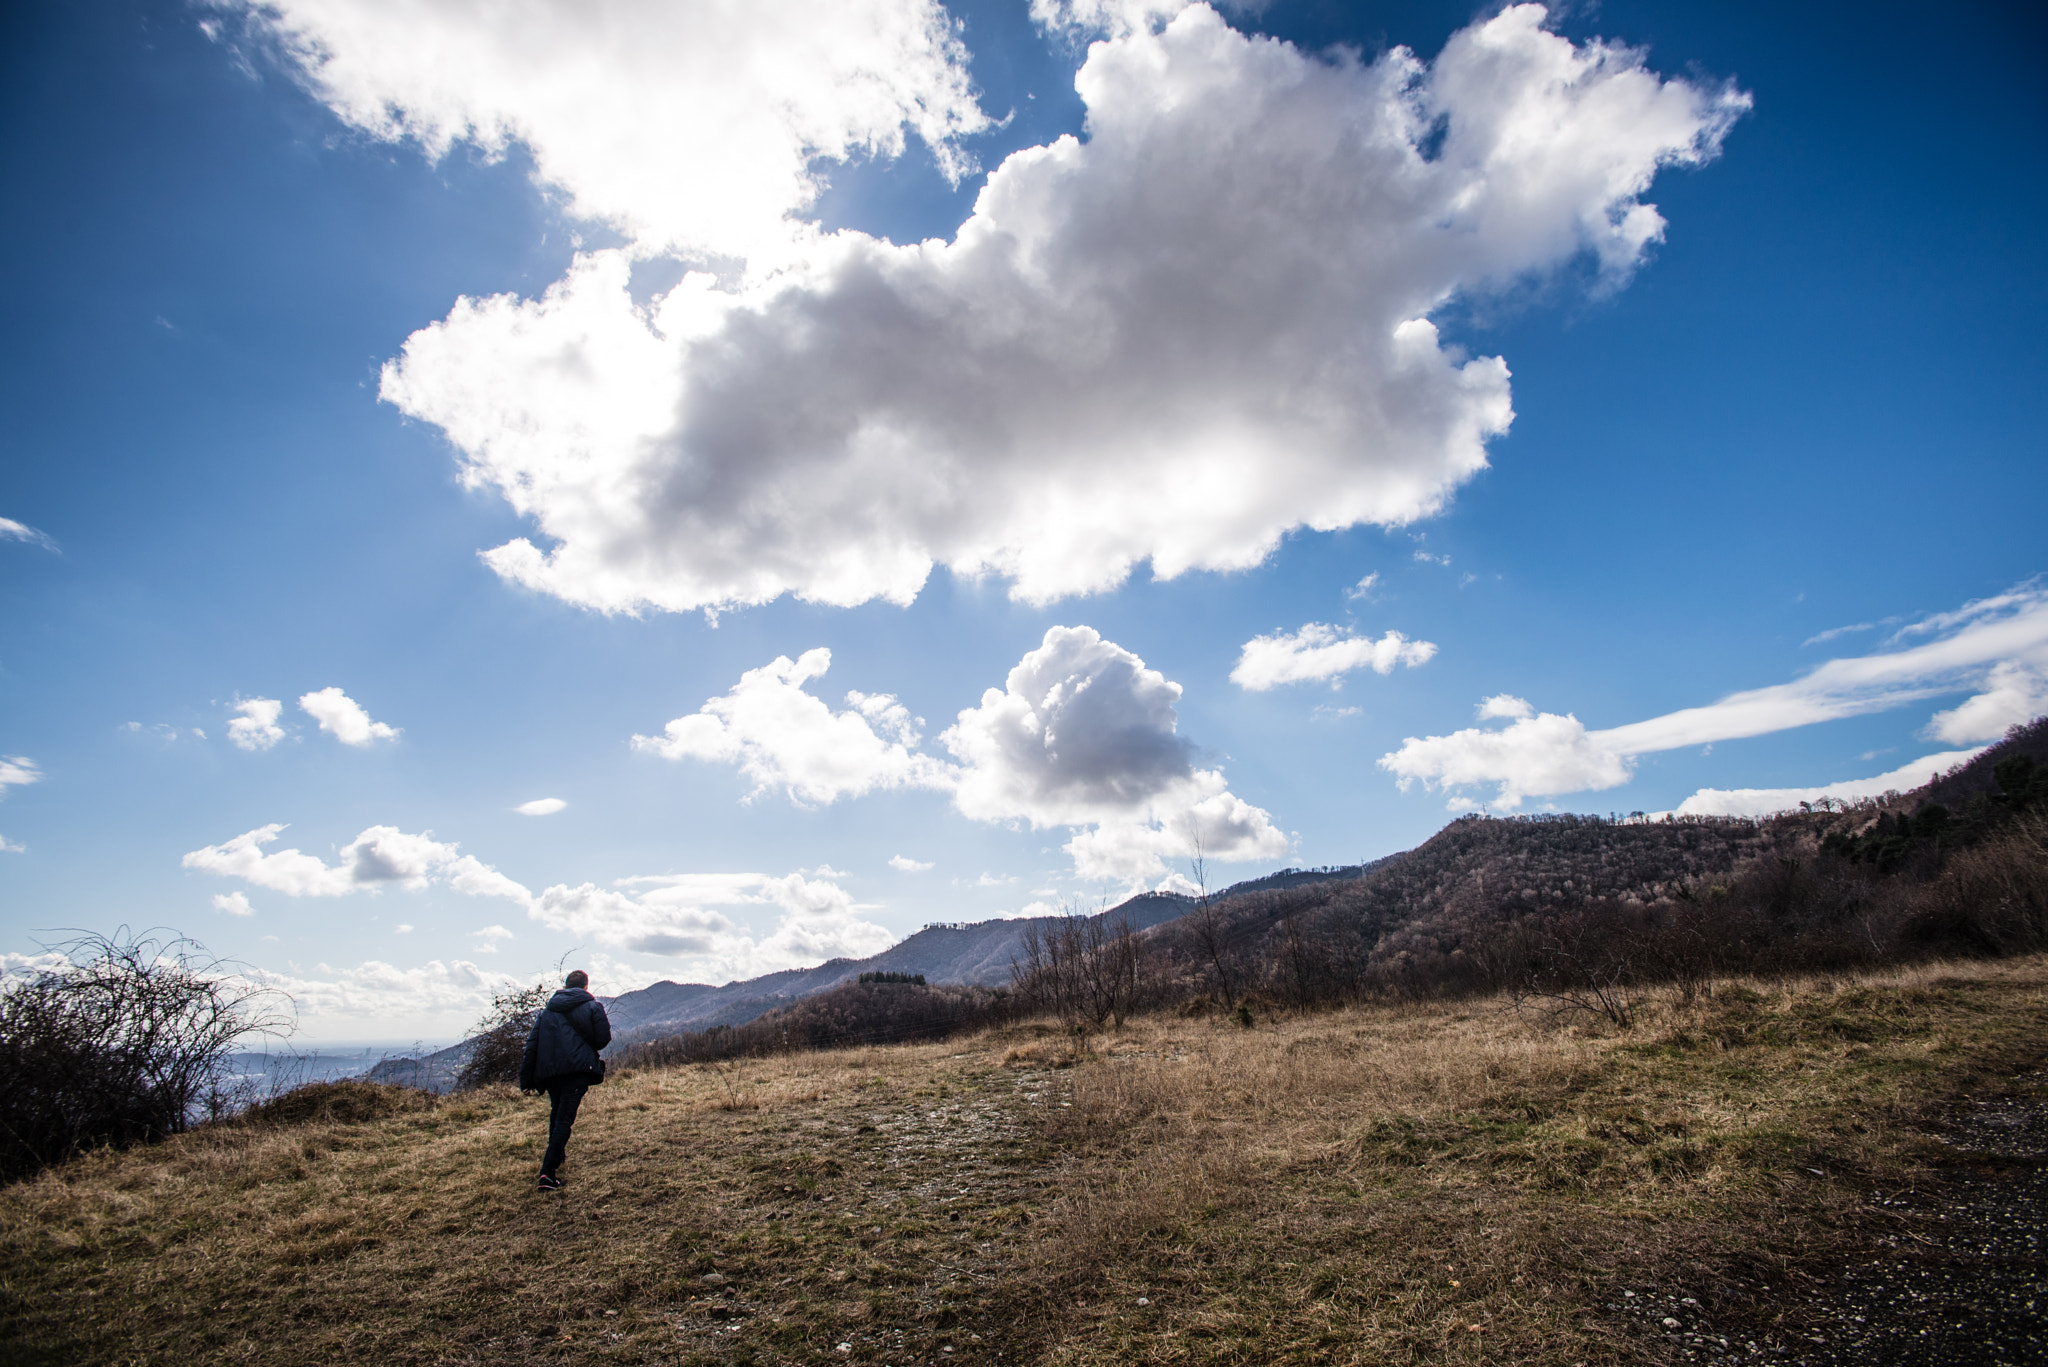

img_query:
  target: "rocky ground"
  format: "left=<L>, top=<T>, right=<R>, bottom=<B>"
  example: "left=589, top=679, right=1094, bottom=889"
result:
left=1609, top=1071, right=2048, bottom=1366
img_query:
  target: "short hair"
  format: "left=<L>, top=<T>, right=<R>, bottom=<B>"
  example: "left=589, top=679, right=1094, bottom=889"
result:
left=564, top=969, right=589, bottom=989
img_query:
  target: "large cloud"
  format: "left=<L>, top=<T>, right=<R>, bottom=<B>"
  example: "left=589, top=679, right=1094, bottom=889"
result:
left=1381, top=580, right=2048, bottom=810
left=214, top=0, right=987, bottom=264
left=276, top=2, right=1741, bottom=614
left=631, top=648, right=952, bottom=804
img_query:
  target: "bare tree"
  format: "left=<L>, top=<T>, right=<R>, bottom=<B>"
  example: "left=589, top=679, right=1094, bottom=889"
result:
left=0, top=929, right=293, bottom=1181
left=1183, top=834, right=1239, bottom=1009
left=1078, top=914, right=1142, bottom=1028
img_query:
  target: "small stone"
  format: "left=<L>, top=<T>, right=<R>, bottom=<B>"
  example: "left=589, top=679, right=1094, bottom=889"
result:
left=1663, top=1317, right=1681, bottom=1329
left=1136, top=1298, right=1150, bottom=1307
left=1466, top=1324, right=1484, bottom=1333
left=835, top=1344, right=852, bottom=1355
left=701, top=1272, right=728, bottom=1287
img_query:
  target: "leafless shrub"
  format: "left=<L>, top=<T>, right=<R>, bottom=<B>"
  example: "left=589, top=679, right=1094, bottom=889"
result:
left=0, top=929, right=292, bottom=1181
left=1012, top=905, right=1142, bottom=1028
left=453, top=982, right=548, bottom=1091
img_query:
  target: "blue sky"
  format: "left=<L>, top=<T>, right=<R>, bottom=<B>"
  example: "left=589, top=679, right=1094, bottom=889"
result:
left=2, top=0, right=2043, bottom=1041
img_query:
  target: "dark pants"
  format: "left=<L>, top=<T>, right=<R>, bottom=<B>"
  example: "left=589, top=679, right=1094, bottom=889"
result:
left=541, top=1077, right=590, bottom=1177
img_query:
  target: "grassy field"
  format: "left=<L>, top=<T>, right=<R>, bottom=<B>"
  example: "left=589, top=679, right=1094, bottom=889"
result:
left=4, top=956, right=2046, bottom=1365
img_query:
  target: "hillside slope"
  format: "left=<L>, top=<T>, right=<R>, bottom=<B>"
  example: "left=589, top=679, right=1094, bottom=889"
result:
left=604, top=867, right=1366, bottom=1041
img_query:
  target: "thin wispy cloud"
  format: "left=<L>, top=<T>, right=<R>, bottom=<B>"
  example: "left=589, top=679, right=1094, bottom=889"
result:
left=0, top=758, right=41, bottom=800
left=1381, top=579, right=2048, bottom=810
left=0, top=517, right=58, bottom=553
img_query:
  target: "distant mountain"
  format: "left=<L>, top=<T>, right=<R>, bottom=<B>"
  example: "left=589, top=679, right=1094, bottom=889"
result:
left=362, top=1038, right=471, bottom=1093
left=603, top=865, right=1370, bottom=1042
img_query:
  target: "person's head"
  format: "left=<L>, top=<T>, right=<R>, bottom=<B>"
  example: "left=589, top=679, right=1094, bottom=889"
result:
left=564, top=969, right=589, bottom=990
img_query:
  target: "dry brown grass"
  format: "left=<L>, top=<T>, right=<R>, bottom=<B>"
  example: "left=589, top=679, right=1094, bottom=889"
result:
left=4, top=957, right=2046, bottom=1366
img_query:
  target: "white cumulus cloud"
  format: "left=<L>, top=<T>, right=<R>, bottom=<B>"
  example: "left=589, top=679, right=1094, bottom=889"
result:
left=515, top=797, right=568, bottom=816
left=299, top=687, right=400, bottom=746
left=643, top=625, right=1286, bottom=880
left=632, top=648, right=953, bottom=805
left=1231, top=623, right=1437, bottom=690
left=182, top=823, right=529, bottom=902
left=218, top=0, right=988, bottom=264
left=943, top=626, right=1288, bottom=879
left=301, top=2, right=1738, bottom=615
left=227, top=698, right=287, bottom=751
left=243, top=956, right=520, bottom=1032
left=213, top=891, right=255, bottom=916
left=185, top=815, right=889, bottom=977
left=533, top=870, right=893, bottom=975
left=889, top=855, right=934, bottom=872
left=1382, top=579, right=2048, bottom=810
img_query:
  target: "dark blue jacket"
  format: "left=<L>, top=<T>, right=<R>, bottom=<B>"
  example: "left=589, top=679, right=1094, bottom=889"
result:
left=518, top=988, right=611, bottom=1090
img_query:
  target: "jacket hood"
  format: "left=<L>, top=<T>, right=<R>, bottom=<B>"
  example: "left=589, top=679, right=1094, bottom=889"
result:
left=547, top=987, right=594, bottom=1013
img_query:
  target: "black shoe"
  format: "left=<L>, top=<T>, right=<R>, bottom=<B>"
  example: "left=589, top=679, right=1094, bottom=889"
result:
left=537, top=1174, right=565, bottom=1191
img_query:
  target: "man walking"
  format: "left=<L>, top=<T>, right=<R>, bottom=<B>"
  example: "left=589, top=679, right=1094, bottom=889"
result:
left=519, top=968, right=610, bottom=1192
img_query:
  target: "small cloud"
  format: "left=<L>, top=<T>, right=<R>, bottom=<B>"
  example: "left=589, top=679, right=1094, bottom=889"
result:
left=0, top=517, right=58, bottom=553
left=126, top=721, right=198, bottom=744
left=0, top=834, right=24, bottom=853
left=1311, top=704, right=1362, bottom=722
left=472, top=924, right=515, bottom=954
left=212, top=891, right=255, bottom=917
left=515, top=797, right=568, bottom=816
left=1232, top=623, right=1437, bottom=691
left=1414, top=550, right=1451, bottom=566
left=975, top=872, right=1016, bottom=887
left=0, top=756, right=41, bottom=798
left=1153, top=872, right=1201, bottom=896
left=1475, top=694, right=1535, bottom=721
left=889, top=855, right=934, bottom=872
left=395, top=924, right=414, bottom=934
left=299, top=687, right=400, bottom=747
left=1344, top=573, right=1381, bottom=602
left=227, top=698, right=287, bottom=752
